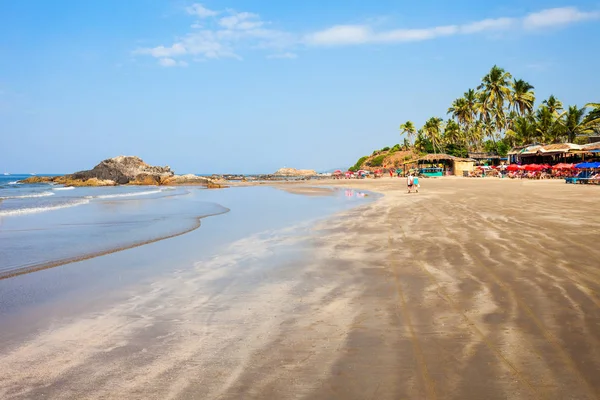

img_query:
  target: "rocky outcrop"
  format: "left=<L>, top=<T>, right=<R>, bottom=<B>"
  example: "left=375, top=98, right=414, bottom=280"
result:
left=69, top=156, right=173, bottom=185
left=19, top=156, right=224, bottom=188
left=273, top=168, right=317, bottom=176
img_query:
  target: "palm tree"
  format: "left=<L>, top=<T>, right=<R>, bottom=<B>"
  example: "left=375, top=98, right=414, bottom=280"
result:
left=399, top=121, right=417, bottom=146
left=511, top=79, right=535, bottom=116
left=536, top=105, right=560, bottom=143
left=541, top=95, right=564, bottom=118
left=478, top=65, right=512, bottom=111
left=443, top=119, right=461, bottom=145
left=448, top=97, right=468, bottom=126
left=583, top=103, right=600, bottom=132
left=423, top=117, right=444, bottom=154
left=562, top=105, right=591, bottom=142
left=505, top=115, right=537, bottom=146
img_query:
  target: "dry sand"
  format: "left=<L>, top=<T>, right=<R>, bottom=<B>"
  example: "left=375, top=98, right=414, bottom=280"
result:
left=1, top=178, right=600, bottom=399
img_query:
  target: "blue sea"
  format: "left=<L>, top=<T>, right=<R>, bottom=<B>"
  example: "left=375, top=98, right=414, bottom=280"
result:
left=0, top=174, right=373, bottom=285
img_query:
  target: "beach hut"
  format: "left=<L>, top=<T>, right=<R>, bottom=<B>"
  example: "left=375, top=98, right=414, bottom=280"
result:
left=407, top=154, right=475, bottom=177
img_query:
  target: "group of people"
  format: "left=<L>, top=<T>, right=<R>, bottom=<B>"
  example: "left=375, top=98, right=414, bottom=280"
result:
left=406, top=174, right=419, bottom=193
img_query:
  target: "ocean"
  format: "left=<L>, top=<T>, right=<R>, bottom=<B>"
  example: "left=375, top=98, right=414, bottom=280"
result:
left=0, top=175, right=373, bottom=313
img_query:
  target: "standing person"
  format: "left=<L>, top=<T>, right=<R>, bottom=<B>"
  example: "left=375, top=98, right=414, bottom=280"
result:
left=388, top=167, right=394, bottom=178
left=407, top=173, right=414, bottom=193
left=413, top=174, right=419, bottom=193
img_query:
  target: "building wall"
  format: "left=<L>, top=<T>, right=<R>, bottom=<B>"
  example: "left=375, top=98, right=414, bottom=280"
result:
left=454, top=161, right=475, bottom=176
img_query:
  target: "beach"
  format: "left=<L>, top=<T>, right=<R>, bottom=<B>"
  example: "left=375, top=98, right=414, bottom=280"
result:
left=1, top=178, right=600, bottom=399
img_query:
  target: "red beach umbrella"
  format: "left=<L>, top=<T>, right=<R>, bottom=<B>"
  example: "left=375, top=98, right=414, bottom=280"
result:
left=524, top=164, right=540, bottom=171
left=506, top=164, right=520, bottom=171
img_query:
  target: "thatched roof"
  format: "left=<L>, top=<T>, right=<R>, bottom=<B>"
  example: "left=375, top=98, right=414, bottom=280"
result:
left=418, top=153, right=457, bottom=161
left=540, top=143, right=583, bottom=153
left=584, top=142, right=600, bottom=151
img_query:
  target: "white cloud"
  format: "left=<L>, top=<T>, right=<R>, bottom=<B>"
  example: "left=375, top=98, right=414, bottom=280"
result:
left=523, top=7, right=600, bottom=29
left=158, top=58, right=188, bottom=67
left=186, top=4, right=218, bottom=18
left=219, top=12, right=263, bottom=30
left=460, top=17, right=515, bottom=34
left=134, top=5, right=600, bottom=64
left=267, top=52, right=298, bottom=59
left=305, top=6, right=599, bottom=46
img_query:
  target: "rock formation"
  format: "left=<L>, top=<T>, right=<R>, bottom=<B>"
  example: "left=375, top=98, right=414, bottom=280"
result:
left=69, top=156, right=173, bottom=185
left=19, top=156, right=223, bottom=188
left=273, top=168, right=317, bottom=176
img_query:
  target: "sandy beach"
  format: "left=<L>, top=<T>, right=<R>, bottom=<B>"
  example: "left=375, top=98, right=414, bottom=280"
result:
left=1, top=178, right=599, bottom=399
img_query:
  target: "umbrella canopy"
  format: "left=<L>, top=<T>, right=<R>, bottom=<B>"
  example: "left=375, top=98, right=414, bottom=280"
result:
left=524, top=164, right=543, bottom=171
left=506, top=164, right=523, bottom=171
left=552, top=163, right=575, bottom=169
left=333, top=170, right=343, bottom=174
left=576, top=162, right=600, bottom=169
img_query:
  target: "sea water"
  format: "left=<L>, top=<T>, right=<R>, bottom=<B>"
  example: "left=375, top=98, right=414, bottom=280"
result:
left=0, top=178, right=374, bottom=321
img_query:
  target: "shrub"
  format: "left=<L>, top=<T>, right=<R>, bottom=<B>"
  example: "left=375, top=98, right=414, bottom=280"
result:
left=350, top=156, right=368, bottom=171
left=391, top=144, right=401, bottom=152
left=369, top=154, right=387, bottom=167
left=381, top=146, right=390, bottom=152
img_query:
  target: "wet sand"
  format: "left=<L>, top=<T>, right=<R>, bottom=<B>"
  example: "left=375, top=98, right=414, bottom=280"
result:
left=1, top=178, right=600, bottom=399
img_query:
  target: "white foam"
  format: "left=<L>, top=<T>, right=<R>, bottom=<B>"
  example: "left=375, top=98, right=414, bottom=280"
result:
left=53, top=186, right=75, bottom=191
left=89, top=189, right=163, bottom=199
left=0, top=191, right=55, bottom=199
left=8, top=181, right=19, bottom=185
left=0, top=199, right=89, bottom=217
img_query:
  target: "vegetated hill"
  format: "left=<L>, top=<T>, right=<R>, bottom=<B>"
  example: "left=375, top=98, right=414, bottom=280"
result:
left=349, top=145, right=420, bottom=171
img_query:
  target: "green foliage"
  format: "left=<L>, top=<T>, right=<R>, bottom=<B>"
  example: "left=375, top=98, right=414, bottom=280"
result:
left=350, top=156, right=368, bottom=172
left=381, top=146, right=390, bottom=152
left=445, top=143, right=468, bottom=158
left=390, top=144, right=401, bottom=152
left=368, top=154, right=387, bottom=167
left=372, top=150, right=379, bottom=156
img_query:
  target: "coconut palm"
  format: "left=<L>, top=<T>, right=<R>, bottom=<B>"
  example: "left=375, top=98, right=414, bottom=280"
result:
left=478, top=65, right=512, bottom=111
left=399, top=121, right=417, bottom=146
left=541, top=95, right=564, bottom=118
left=423, top=117, right=444, bottom=154
left=562, top=105, right=590, bottom=142
left=505, top=115, right=537, bottom=146
left=511, top=79, right=535, bottom=116
left=448, top=97, right=468, bottom=126
left=536, top=105, right=561, bottom=143
left=583, top=103, right=600, bottom=131
left=443, top=119, right=461, bottom=145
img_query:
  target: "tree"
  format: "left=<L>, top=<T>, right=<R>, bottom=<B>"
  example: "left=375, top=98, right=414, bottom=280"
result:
left=505, top=115, right=537, bottom=146
left=542, top=95, right=564, bottom=118
left=478, top=66, right=512, bottom=142
left=583, top=103, right=600, bottom=132
left=423, top=117, right=444, bottom=154
left=562, top=105, right=589, bottom=143
left=399, top=121, right=417, bottom=145
left=511, top=79, right=535, bottom=116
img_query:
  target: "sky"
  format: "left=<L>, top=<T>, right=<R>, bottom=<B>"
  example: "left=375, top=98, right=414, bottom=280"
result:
left=1, top=1, right=599, bottom=174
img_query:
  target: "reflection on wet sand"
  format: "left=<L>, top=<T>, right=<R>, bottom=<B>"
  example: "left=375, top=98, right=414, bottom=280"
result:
left=1, top=179, right=599, bottom=399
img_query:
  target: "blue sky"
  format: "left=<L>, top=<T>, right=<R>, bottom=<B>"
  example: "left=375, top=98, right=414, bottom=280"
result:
left=1, top=1, right=599, bottom=174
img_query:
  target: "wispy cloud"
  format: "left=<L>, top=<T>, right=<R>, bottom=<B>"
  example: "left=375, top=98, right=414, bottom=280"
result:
left=523, top=7, right=600, bottom=29
left=267, top=52, right=298, bottom=59
left=134, top=4, right=292, bottom=64
left=186, top=4, right=218, bottom=18
left=134, top=4, right=599, bottom=64
left=158, top=58, right=188, bottom=67
left=306, top=7, right=599, bottom=46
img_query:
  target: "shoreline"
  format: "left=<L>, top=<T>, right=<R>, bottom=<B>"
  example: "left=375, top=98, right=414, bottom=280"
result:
left=1, top=178, right=599, bottom=399
left=0, top=208, right=230, bottom=281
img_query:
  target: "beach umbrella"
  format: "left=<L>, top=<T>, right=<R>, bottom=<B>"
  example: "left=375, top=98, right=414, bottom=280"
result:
left=552, top=163, right=575, bottom=169
left=575, top=162, right=593, bottom=169
left=506, top=164, right=520, bottom=171
left=524, top=164, right=539, bottom=171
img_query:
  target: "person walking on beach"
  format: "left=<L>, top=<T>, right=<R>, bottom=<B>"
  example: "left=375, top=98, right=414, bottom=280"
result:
left=413, top=174, right=419, bottom=193
left=407, top=173, right=414, bottom=193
